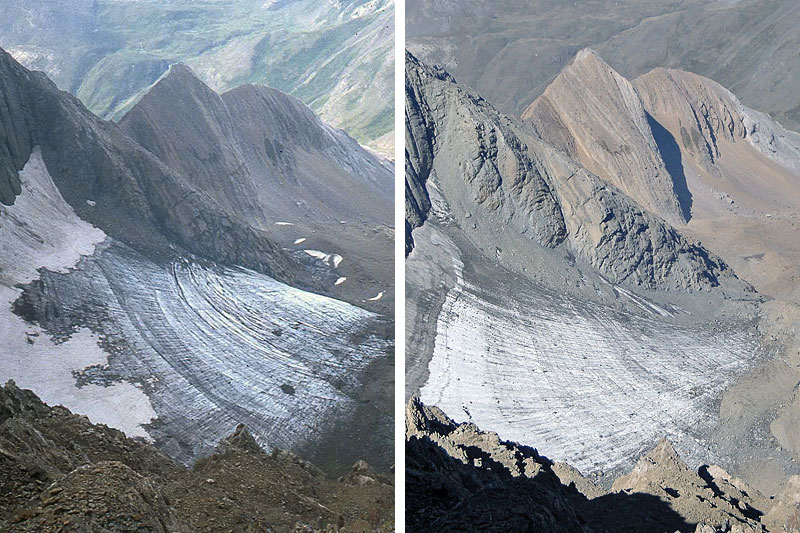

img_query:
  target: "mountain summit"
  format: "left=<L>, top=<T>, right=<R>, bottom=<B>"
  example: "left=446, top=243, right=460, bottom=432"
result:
left=522, top=49, right=688, bottom=226
left=120, top=63, right=392, bottom=232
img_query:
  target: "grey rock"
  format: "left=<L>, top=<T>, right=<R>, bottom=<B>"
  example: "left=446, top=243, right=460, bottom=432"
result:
left=405, top=51, right=746, bottom=292
left=0, top=46, right=302, bottom=285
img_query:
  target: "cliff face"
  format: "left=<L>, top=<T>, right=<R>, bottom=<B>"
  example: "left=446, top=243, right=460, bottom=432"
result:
left=405, top=51, right=742, bottom=292
left=522, top=49, right=688, bottom=226
left=0, top=46, right=301, bottom=285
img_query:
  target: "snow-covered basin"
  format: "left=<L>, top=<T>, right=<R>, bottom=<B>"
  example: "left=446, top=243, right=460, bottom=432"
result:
left=420, top=273, right=755, bottom=473
left=0, top=147, right=156, bottom=438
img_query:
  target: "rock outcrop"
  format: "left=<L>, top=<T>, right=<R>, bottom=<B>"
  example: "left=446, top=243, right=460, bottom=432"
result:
left=405, top=51, right=743, bottom=292
left=522, top=49, right=687, bottom=226
left=0, top=381, right=394, bottom=532
left=406, top=396, right=795, bottom=533
left=119, top=64, right=393, bottom=230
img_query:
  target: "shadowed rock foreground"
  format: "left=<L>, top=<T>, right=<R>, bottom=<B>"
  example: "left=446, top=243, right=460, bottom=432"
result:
left=0, top=381, right=393, bottom=532
left=406, top=397, right=800, bottom=533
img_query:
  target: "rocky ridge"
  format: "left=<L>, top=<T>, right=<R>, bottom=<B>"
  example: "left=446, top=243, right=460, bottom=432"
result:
left=406, top=396, right=799, bottom=533
left=404, top=51, right=745, bottom=293
left=119, top=64, right=393, bottom=230
left=633, top=67, right=800, bottom=178
left=0, top=381, right=393, bottom=532
left=522, top=49, right=687, bottom=226
left=0, top=46, right=301, bottom=286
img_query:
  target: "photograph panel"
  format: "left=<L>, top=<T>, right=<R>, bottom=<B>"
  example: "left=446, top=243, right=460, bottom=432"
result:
left=405, top=1, right=800, bottom=530
left=0, top=1, right=395, bottom=531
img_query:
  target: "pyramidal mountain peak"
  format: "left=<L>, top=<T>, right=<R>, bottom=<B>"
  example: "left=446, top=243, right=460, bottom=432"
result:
left=119, top=61, right=392, bottom=234
left=522, top=48, right=688, bottom=226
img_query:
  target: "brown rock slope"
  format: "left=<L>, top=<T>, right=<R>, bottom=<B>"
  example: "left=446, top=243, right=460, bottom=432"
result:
left=522, top=49, right=687, bottom=226
left=520, top=48, right=800, bottom=304
left=632, top=67, right=800, bottom=305
left=0, top=381, right=393, bottom=532
left=406, top=396, right=799, bottom=533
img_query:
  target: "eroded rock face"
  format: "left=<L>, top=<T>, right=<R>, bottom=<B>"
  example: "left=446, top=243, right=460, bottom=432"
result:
left=522, top=49, right=687, bottom=226
left=633, top=67, right=800, bottom=177
left=119, top=64, right=393, bottom=231
left=405, top=51, right=743, bottom=292
left=0, top=50, right=34, bottom=205
left=405, top=51, right=567, bottom=254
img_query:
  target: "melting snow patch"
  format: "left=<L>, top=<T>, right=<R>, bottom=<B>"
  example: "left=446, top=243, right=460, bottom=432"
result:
left=293, top=238, right=306, bottom=245
left=335, top=277, right=347, bottom=286
left=274, top=222, right=294, bottom=226
left=367, top=291, right=384, bottom=301
left=86, top=199, right=96, bottom=207
left=0, top=147, right=156, bottom=440
left=303, top=250, right=343, bottom=268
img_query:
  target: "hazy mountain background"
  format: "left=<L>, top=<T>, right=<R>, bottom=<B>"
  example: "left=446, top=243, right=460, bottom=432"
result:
left=406, top=0, right=800, bottom=134
left=0, top=0, right=394, bottom=155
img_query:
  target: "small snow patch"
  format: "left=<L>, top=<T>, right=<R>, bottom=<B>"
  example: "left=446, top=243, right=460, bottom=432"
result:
left=335, top=277, right=347, bottom=286
left=293, top=238, right=306, bottom=245
left=367, top=291, right=384, bottom=301
left=304, top=250, right=343, bottom=269
left=86, top=200, right=96, bottom=207
left=275, top=222, right=294, bottom=226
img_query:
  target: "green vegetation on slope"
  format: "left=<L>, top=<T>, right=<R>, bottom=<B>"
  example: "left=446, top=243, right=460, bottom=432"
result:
left=0, top=0, right=393, bottom=154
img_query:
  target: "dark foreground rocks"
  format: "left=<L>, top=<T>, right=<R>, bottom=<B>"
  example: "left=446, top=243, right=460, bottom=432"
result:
left=406, top=397, right=800, bottom=533
left=0, top=381, right=393, bottom=532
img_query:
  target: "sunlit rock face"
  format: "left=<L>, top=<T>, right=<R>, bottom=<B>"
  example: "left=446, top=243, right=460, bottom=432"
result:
left=405, top=52, right=763, bottom=479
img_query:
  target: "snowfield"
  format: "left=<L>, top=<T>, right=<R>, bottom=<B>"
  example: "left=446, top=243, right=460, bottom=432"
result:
left=0, top=147, right=156, bottom=439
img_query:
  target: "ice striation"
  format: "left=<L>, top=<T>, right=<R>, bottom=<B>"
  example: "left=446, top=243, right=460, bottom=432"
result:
left=1, top=150, right=388, bottom=464
left=14, top=242, right=390, bottom=464
left=420, top=272, right=754, bottom=475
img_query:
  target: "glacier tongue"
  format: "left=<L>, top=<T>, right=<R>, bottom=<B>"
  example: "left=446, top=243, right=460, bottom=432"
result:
left=15, top=241, right=389, bottom=463
left=0, top=147, right=157, bottom=439
left=420, top=272, right=754, bottom=475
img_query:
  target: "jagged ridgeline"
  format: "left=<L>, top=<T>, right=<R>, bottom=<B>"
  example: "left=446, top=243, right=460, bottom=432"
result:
left=406, top=0, right=800, bottom=135
left=0, top=382, right=393, bottom=532
left=406, top=397, right=799, bottom=533
left=0, top=46, right=394, bottom=475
